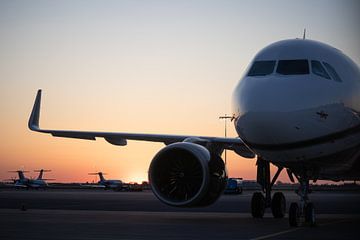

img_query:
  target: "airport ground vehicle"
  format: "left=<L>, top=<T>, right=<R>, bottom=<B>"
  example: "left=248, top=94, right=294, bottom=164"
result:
left=224, top=178, right=243, bottom=194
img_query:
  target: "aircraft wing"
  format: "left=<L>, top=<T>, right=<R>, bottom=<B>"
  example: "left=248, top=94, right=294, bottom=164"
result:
left=28, top=90, right=255, bottom=158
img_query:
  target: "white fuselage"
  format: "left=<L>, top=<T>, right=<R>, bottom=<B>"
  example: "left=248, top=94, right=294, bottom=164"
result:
left=15, top=178, right=48, bottom=188
left=232, top=39, right=360, bottom=180
left=99, top=179, right=123, bottom=189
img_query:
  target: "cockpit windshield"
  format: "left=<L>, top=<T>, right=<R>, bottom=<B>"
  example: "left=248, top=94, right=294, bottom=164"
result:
left=247, top=59, right=340, bottom=80
left=323, top=62, right=342, bottom=82
left=311, top=60, right=330, bottom=79
left=247, top=61, right=276, bottom=76
left=276, top=59, right=309, bottom=75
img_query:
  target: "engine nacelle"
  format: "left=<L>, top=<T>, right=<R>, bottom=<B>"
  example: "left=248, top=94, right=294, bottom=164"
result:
left=148, top=142, right=227, bottom=207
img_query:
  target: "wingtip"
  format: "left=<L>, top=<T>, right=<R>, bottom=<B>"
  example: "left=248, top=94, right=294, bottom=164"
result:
left=28, top=89, right=42, bottom=131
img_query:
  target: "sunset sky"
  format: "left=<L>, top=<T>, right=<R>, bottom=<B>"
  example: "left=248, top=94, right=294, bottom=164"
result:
left=0, top=0, right=359, bottom=183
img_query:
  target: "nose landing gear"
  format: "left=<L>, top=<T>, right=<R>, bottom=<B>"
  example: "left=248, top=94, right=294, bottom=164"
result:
left=250, top=158, right=315, bottom=227
left=289, top=177, right=316, bottom=227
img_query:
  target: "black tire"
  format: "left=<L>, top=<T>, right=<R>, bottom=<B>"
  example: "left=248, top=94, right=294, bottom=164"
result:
left=305, top=202, right=316, bottom=226
left=251, top=192, right=265, bottom=218
left=238, top=187, right=243, bottom=194
left=289, top=202, right=301, bottom=227
left=271, top=192, right=286, bottom=218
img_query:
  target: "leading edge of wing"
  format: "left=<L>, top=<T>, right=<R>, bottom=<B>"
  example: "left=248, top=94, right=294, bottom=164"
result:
left=28, top=89, right=255, bottom=157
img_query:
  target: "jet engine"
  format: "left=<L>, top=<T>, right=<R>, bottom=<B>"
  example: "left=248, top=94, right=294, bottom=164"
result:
left=149, top=142, right=227, bottom=207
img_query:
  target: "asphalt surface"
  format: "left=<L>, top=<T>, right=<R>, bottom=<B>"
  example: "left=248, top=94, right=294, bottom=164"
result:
left=0, top=189, right=359, bottom=240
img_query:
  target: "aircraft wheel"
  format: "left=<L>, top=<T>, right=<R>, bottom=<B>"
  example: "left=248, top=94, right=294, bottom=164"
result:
left=304, top=202, right=316, bottom=226
left=251, top=192, right=265, bottom=218
left=289, top=202, right=301, bottom=227
left=271, top=192, right=286, bottom=218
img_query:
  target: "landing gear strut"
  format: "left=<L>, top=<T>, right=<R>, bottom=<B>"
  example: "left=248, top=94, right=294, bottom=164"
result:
left=251, top=158, right=285, bottom=219
left=250, top=158, right=316, bottom=227
left=289, top=177, right=316, bottom=227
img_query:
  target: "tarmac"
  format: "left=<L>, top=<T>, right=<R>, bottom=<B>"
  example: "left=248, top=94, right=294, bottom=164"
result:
left=0, top=189, right=359, bottom=239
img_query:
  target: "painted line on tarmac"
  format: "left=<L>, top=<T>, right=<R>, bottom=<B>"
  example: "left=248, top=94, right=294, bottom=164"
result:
left=249, top=219, right=349, bottom=240
left=249, top=228, right=302, bottom=240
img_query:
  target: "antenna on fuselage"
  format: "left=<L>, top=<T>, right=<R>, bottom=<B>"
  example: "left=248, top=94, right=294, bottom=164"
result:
left=303, top=28, right=306, bottom=40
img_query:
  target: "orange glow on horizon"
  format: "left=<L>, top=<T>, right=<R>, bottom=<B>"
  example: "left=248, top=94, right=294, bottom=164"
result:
left=1, top=1, right=358, bottom=185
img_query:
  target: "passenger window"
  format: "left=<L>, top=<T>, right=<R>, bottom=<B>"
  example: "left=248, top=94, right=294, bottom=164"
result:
left=247, top=61, right=276, bottom=76
left=323, top=62, right=342, bottom=82
left=311, top=61, right=330, bottom=79
left=276, top=60, right=309, bottom=75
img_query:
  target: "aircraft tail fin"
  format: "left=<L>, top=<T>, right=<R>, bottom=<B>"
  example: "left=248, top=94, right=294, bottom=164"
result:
left=89, top=172, right=106, bottom=182
left=34, top=169, right=51, bottom=180
left=8, top=170, right=28, bottom=180
left=98, top=172, right=106, bottom=182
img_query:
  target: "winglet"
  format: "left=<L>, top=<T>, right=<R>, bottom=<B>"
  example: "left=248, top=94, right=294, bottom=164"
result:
left=28, top=89, right=42, bottom=131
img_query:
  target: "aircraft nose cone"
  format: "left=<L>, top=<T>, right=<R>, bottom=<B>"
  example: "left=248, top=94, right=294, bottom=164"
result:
left=233, top=76, right=349, bottom=145
left=235, top=111, right=291, bottom=145
left=233, top=77, right=305, bottom=145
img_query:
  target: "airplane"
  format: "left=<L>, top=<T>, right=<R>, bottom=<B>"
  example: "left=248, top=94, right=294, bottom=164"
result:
left=88, top=172, right=123, bottom=190
left=7, top=170, right=51, bottom=189
left=7, top=170, right=30, bottom=188
left=28, top=38, right=360, bottom=227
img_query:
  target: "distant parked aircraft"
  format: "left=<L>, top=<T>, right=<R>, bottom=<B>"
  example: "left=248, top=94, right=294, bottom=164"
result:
left=88, top=172, right=123, bottom=190
left=7, top=169, right=52, bottom=189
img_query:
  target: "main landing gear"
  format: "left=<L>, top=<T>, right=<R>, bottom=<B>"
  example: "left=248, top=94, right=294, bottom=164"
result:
left=250, top=157, right=316, bottom=227
left=251, top=158, right=286, bottom=219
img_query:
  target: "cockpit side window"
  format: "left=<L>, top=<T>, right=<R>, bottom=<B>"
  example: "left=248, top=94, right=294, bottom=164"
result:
left=247, top=61, right=276, bottom=76
left=276, top=59, right=309, bottom=75
left=323, top=62, right=342, bottom=82
left=311, top=60, right=330, bottom=79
